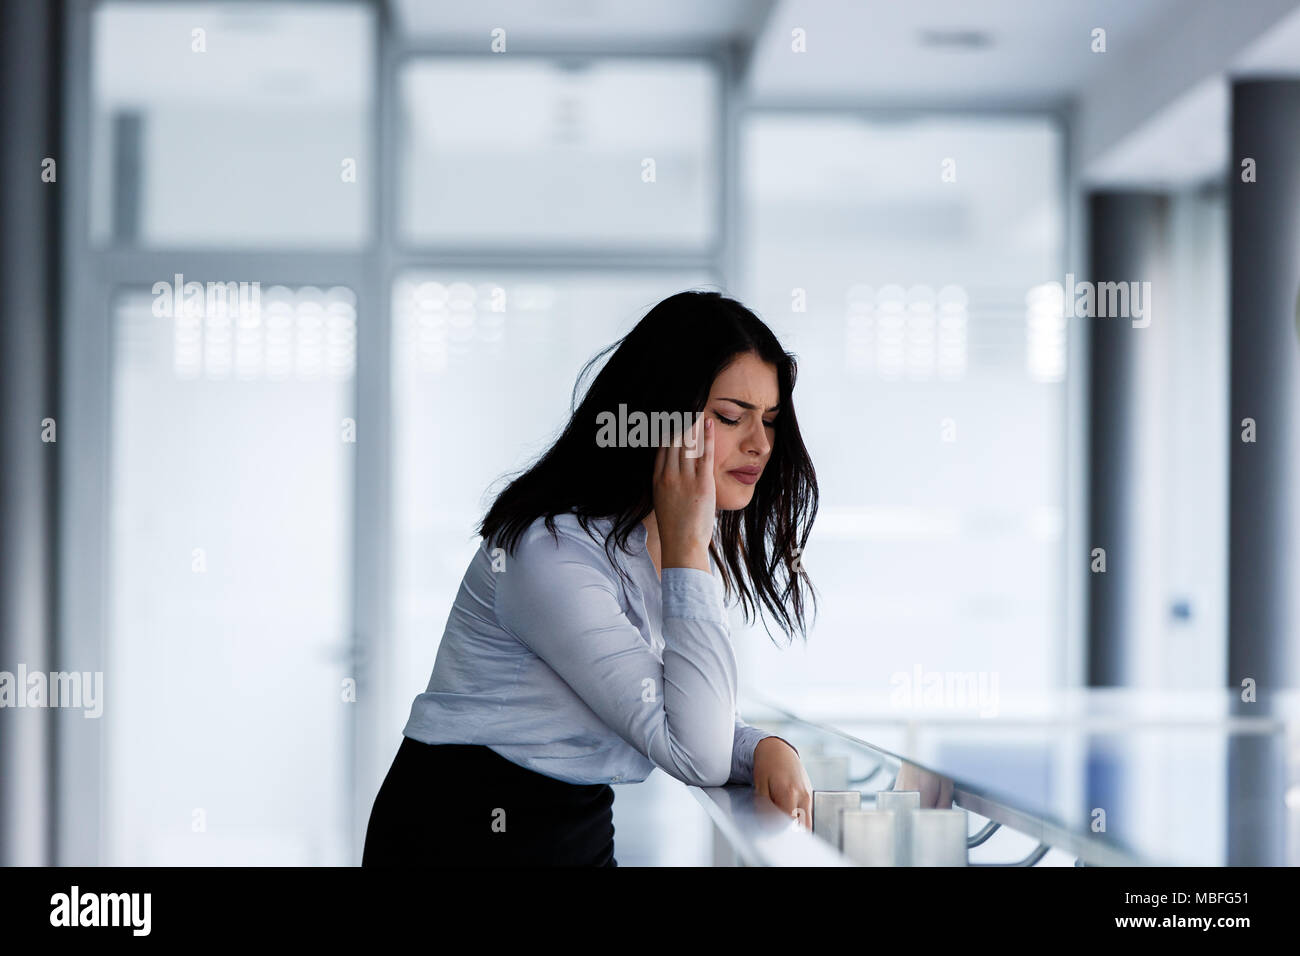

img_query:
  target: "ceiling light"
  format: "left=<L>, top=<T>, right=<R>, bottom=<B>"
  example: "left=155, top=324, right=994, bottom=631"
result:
left=918, top=29, right=993, bottom=50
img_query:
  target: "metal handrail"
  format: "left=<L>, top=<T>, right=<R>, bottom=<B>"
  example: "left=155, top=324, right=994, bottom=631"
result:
left=736, top=693, right=1153, bottom=866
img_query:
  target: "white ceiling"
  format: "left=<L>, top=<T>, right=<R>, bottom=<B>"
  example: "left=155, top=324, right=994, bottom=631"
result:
left=742, top=0, right=1186, bottom=107
left=1079, top=0, right=1300, bottom=187
left=1082, top=77, right=1229, bottom=188
left=391, top=0, right=1217, bottom=110
left=391, top=1, right=1300, bottom=108
left=1235, top=1, right=1300, bottom=72
left=391, top=0, right=772, bottom=49
left=390, top=0, right=1300, bottom=190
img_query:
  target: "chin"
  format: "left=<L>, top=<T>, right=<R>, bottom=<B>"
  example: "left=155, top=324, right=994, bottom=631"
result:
left=715, top=488, right=756, bottom=512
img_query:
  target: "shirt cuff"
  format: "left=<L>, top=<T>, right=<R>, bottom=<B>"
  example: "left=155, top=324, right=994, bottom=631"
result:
left=733, top=731, right=801, bottom=785
left=661, top=567, right=725, bottom=624
left=730, top=723, right=764, bottom=785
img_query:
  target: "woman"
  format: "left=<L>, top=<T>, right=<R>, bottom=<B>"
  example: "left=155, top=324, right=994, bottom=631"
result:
left=362, top=290, right=819, bottom=867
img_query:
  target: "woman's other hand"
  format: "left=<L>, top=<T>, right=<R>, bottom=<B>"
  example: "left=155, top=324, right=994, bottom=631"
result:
left=754, top=736, right=813, bottom=830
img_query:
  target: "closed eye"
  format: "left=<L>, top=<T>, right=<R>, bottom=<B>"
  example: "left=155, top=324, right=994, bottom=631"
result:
left=714, top=411, right=777, bottom=428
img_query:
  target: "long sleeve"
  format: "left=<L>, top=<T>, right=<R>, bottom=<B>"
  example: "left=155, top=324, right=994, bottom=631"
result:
left=494, top=523, right=737, bottom=788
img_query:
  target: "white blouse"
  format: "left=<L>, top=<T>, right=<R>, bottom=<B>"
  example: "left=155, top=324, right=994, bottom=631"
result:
left=401, top=511, right=792, bottom=787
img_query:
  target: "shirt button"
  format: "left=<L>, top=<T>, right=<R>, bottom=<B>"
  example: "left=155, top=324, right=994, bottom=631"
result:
left=611, top=774, right=622, bottom=782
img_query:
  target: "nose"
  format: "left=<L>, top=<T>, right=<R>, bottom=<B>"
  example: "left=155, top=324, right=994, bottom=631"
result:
left=741, top=415, right=771, bottom=458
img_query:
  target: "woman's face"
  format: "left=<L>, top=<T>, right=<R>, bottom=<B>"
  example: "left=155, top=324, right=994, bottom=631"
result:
left=703, top=351, right=781, bottom=511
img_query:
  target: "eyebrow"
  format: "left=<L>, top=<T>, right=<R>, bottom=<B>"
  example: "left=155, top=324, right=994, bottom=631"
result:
left=716, top=397, right=780, bottom=413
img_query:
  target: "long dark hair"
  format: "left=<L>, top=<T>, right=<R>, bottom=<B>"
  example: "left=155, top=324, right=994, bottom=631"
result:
left=478, top=290, right=818, bottom=646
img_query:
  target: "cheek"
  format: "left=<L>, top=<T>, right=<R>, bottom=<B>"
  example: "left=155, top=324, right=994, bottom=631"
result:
left=711, top=434, right=737, bottom=480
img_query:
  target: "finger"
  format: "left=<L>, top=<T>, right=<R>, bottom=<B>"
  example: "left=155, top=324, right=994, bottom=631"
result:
left=681, top=416, right=702, bottom=468
left=683, top=411, right=704, bottom=461
left=775, top=786, right=795, bottom=816
left=653, top=440, right=666, bottom=483
left=664, top=420, right=681, bottom=476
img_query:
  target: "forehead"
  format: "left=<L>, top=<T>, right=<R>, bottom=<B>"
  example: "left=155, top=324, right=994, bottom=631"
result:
left=708, top=353, right=779, bottom=402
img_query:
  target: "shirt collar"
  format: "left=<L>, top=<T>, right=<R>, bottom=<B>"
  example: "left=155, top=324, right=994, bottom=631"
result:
left=631, top=518, right=649, bottom=555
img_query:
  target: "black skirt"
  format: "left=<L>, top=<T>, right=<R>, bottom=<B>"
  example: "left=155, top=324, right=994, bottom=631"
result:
left=362, top=736, right=616, bottom=867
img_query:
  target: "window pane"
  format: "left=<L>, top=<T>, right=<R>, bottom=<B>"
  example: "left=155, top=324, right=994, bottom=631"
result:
left=107, top=284, right=356, bottom=863
left=740, top=114, right=1066, bottom=707
left=398, top=59, right=718, bottom=249
left=90, top=2, right=373, bottom=248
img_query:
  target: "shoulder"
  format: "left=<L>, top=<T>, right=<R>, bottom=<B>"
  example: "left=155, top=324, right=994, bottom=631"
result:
left=493, top=514, right=628, bottom=621
left=515, top=511, right=608, bottom=549
left=505, top=513, right=621, bottom=578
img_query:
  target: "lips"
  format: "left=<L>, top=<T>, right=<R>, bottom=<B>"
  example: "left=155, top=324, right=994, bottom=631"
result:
left=728, top=467, right=761, bottom=485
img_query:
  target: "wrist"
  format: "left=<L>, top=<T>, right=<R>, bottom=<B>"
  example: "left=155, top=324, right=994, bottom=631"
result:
left=756, top=735, right=798, bottom=758
left=662, top=544, right=710, bottom=573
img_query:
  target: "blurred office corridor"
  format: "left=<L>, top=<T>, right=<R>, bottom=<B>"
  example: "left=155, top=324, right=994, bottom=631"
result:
left=3, top=0, right=1299, bottom=866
